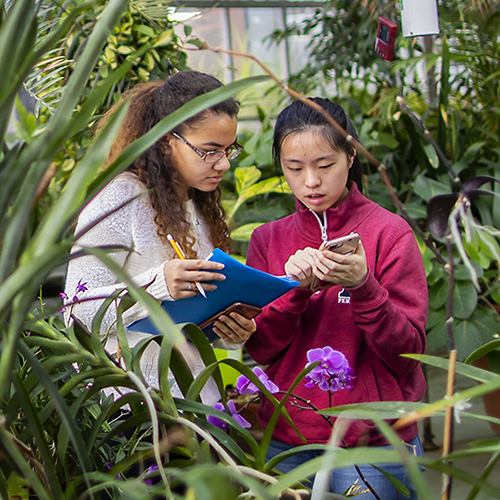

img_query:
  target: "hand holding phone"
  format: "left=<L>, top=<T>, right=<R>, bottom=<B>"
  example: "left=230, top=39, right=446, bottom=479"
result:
left=310, top=233, right=360, bottom=291
left=198, top=302, right=262, bottom=342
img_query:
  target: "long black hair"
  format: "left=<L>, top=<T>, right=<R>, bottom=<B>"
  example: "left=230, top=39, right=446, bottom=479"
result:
left=272, top=98, right=363, bottom=192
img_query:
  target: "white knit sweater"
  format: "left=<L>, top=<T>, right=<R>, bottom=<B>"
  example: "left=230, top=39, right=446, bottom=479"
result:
left=64, top=172, right=239, bottom=404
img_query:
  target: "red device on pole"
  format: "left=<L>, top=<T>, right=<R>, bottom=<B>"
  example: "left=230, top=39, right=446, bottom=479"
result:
left=375, top=17, right=398, bottom=61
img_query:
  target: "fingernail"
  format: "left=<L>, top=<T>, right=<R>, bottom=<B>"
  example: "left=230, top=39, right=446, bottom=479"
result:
left=217, top=263, right=224, bottom=269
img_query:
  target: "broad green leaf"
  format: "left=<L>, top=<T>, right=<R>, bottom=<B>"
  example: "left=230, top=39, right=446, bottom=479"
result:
left=452, top=281, right=477, bottom=319
left=377, top=131, right=399, bottom=149
left=426, top=307, right=445, bottom=330
left=426, top=318, right=448, bottom=353
left=463, top=141, right=486, bottom=162
left=230, top=222, right=264, bottom=242
left=454, top=261, right=483, bottom=281
left=243, top=176, right=291, bottom=199
left=413, top=174, right=450, bottom=202
left=234, top=166, right=262, bottom=197
left=452, top=319, right=484, bottom=361
left=134, top=24, right=155, bottom=37
left=428, top=277, right=449, bottom=310
left=6, top=471, right=30, bottom=500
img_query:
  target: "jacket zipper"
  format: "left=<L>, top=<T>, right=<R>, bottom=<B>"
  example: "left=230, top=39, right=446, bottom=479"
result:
left=309, top=209, right=328, bottom=243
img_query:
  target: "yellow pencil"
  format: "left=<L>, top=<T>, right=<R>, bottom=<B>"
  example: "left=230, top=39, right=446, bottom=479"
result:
left=167, top=234, right=207, bottom=298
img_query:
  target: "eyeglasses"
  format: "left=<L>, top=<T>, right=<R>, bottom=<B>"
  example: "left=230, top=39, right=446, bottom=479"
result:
left=171, top=132, right=243, bottom=163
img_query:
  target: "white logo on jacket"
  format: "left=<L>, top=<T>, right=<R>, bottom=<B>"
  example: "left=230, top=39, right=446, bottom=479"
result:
left=338, top=288, right=351, bottom=304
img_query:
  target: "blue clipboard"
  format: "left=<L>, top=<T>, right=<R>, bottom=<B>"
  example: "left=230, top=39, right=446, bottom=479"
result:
left=128, top=248, right=299, bottom=342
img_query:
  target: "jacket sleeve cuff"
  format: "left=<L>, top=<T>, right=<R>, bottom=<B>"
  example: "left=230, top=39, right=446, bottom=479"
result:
left=274, top=287, right=314, bottom=313
left=347, top=270, right=387, bottom=311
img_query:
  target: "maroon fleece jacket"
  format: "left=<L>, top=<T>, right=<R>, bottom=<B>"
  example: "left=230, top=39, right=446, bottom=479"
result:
left=245, top=183, right=428, bottom=447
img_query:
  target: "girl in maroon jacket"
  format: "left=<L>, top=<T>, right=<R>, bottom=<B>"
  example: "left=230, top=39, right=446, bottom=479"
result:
left=245, top=98, right=428, bottom=499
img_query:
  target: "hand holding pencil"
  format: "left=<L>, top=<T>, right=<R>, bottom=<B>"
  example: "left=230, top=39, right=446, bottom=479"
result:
left=163, top=234, right=226, bottom=300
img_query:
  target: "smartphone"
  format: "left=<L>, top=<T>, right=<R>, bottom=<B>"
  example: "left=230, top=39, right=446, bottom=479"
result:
left=310, top=233, right=360, bottom=291
left=320, top=233, right=360, bottom=255
left=199, top=302, right=262, bottom=342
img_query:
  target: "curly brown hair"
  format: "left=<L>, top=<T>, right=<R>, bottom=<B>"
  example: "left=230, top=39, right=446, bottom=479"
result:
left=96, top=71, right=239, bottom=258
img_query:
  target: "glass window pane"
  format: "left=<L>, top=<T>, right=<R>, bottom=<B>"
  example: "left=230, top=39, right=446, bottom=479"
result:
left=285, top=7, right=320, bottom=74
left=174, top=8, right=232, bottom=83
left=229, top=8, right=286, bottom=79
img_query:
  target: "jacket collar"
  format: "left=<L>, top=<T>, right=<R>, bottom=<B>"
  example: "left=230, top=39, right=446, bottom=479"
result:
left=294, top=182, right=378, bottom=243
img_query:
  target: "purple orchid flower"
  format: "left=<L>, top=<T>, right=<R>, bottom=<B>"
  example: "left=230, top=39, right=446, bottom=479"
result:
left=227, top=400, right=251, bottom=428
left=235, top=366, right=279, bottom=395
left=207, top=401, right=251, bottom=432
left=59, top=292, right=68, bottom=300
left=305, top=347, right=354, bottom=393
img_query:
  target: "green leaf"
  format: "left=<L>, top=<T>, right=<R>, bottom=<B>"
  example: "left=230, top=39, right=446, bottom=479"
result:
left=463, top=141, right=486, bottom=162
left=134, top=24, right=155, bottom=37
left=243, top=176, right=291, bottom=199
left=6, top=471, right=30, bottom=499
left=320, top=401, right=431, bottom=419
left=405, top=353, right=500, bottom=383
left=230, top=223, right=264, bottom=242
left=452, top=281, right=477, bottom=319
left=377, top=131, right=399, bottom=149
left=452, top=319, right=484, bottom=361
left=116, top=45, right=133, bottom=55
left=423, top=143, right=439, bottom=169
left=426, top=318, right=448, bottom=353
left=153, top=28, right=174, bottom=47
left=428, top=277, right=449, bottom=310
left=235, top=166, right=262, bottom=196
left=413, top=174, right=450, bottom=202
left=466, top=339, right=500, bottom=365
left=185, top=38, right=206, bottom=49
left=454, top=260, right=483, bottom=281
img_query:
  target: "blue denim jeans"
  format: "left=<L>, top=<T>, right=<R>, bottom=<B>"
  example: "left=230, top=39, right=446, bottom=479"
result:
left=266, top=436, right=424, bottom=500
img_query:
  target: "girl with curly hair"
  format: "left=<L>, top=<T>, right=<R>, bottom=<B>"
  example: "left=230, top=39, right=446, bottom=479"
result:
left=64, top=71, right=255, bottom=403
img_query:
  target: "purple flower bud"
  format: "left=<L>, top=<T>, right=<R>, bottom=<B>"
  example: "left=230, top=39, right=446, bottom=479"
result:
left=72, top=295, right=79, bottom=303
left=76, top=279, right=88, bottom=293
left=304, top=347, right=354, bottom=393
left=59, top=292, right=68, bottom=300
left=235, top=366, right=279, bottom=395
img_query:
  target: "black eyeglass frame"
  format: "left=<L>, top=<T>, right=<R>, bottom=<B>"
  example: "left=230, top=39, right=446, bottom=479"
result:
left=171, top=132, right=243, bottom=163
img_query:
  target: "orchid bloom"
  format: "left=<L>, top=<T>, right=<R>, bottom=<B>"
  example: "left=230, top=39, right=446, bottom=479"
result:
left=207, top=401, right=251, bottom=432
left=304, top=347, right=354, bottom=393
left=235, top=366, right=279, bottom=395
